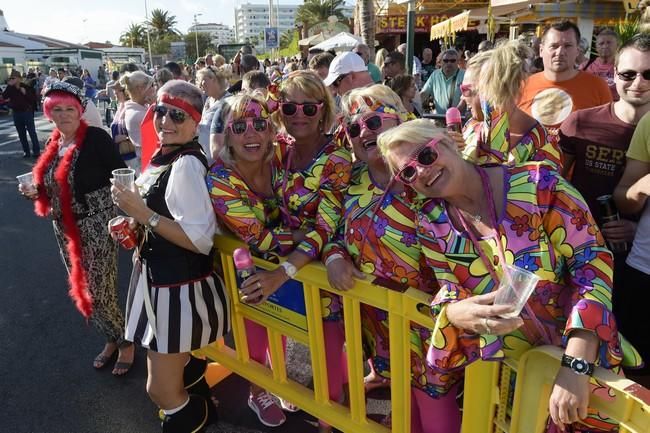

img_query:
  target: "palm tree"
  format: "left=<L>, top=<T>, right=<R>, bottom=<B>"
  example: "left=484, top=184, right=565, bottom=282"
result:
left=357, top=0, right=375, bottom=58
left=280, top=29, right=296, bottom=49
left=146, top=8, right=180, bottom=40
left=296, top=0, right=347, bottom=38
left=120, top=23, right=146, bottom=48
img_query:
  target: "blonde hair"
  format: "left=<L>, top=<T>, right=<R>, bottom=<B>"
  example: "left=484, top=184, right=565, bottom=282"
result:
left=276, top=70, right=336, bottom=132
left=477, top=40, right=532, bottom=111
left=375, top=48, right=389, bottom=69
left=341, top=84, right=410, bottom=121
left=218, top=92, right=277, bottom=166
left=213, top=54, right=226, bottom=67
left=377, top=119, right=453, bottom=175
left=196, top=66, right=228, bottom=88
left=118, top=71, right=153, bottom=99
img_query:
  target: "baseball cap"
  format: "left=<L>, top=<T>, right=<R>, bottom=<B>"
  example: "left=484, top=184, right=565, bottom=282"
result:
left=323, top=52, right=367, bottom=87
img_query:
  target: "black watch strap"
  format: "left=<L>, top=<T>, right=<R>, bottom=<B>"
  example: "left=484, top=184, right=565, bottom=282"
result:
left=561, top=354, right=594, bottom=376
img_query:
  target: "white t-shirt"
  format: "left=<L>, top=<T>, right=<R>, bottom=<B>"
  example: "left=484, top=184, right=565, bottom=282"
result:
left=123, top=101, right=148, bottom=149
left=82, top=100, right=104, bottom=129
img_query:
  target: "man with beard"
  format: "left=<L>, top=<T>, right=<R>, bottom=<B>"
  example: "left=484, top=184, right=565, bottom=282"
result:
left=519, top=21, right=611, bottom=135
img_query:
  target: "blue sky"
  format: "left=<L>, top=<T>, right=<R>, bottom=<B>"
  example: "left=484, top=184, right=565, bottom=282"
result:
left=4, top=0, right=309, bottom=45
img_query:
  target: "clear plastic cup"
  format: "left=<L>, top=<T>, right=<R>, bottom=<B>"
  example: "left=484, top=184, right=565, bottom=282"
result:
left=16, top=172, right=36, bottom=193
left=112, top=168, right=135, bottom=190
left=494, top=263, right=541, bottom=318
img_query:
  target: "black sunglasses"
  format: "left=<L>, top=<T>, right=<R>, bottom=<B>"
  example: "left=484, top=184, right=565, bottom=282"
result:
left=228, top=118, right=269, bottom=135
left=617, top=69, right=650, bottom=82
left=396, top=140, right=440, bottom=184
left=346, top=113, right=398, bottom=138
left=442, top=58, right=457, bottom=63
left=280, top=102, right=323, bottom=117
left=153, top=105, right=187, bottom=124
left=333, top=73, right=349, bottom=87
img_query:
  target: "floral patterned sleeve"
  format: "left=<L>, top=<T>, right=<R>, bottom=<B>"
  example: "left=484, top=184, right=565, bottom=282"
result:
left=533, top=165, right=633, bottom=368
left=207, top=164, right=294, bottom=256
left=295, top=145, right=353, bottom=259
left=418, top=202, right=492, bottom=371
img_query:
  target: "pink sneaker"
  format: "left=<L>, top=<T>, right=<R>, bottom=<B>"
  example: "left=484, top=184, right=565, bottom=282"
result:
left=248, top=390, right=286, bottom=427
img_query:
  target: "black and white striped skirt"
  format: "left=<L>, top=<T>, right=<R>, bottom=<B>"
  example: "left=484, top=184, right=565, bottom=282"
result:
left=125, top=262, right=231, bottom=354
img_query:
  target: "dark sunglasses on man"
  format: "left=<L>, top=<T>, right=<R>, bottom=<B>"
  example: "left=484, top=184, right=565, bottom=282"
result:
left=442, top=58, right=457, bottom=64
left=616, top=69, right=650, bottom=82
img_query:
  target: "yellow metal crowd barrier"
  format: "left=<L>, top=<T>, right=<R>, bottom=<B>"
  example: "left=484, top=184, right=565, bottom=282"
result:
left=195, top=235, right=650, bottom=433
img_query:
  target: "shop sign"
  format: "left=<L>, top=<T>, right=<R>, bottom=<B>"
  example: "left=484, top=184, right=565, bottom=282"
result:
left=377, top=14, right=450, bottom=33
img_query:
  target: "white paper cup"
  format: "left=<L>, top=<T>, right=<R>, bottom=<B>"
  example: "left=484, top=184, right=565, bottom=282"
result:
left=112, top=168, right=135, bottom=190
left=494, top=263, right=540, bottom=318
left=16, top=172, right=36, bottom=193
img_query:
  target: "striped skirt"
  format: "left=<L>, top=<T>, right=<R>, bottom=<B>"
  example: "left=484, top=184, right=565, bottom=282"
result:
left=125, top=261, right=231, bottom=354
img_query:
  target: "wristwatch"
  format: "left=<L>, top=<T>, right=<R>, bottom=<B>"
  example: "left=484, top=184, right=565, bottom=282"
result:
left=146, top=212, right=161, bottom=230
left=279, top=261, right=297, bottom=279
left=561, top=354, right=594, bottom=376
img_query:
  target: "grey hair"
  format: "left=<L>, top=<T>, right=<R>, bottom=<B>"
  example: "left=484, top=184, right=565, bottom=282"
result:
left=441, top=48, right=459, bottom=58
left=157, top=80, right=204, bottom=116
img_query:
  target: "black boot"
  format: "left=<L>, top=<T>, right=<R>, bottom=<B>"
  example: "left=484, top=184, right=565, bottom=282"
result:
left=184, top=356, right=217, bottom=425
left=161, top=394, right=209, bottom=433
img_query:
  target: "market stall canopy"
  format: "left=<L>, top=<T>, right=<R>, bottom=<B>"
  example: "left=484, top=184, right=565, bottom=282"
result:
left=429, top=3, right=525, bottom=40
left=308, top=32, right=362, bottom=53
left=488, top=0, right=628, bottom=24
left=299, top=33, right=325, bottom=47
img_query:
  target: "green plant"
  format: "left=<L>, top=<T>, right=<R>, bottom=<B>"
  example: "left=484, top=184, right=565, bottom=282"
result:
left=615, top=18, right=640, bottom=45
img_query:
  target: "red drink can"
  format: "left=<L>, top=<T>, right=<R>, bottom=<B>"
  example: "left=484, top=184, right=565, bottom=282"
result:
left=109, top=216, right=137, bottom=250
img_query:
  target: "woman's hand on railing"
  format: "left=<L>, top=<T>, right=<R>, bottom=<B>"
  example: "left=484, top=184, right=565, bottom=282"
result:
left=325, top=256, right=366, bottom=291
left=240, top=268, right=288, bottom=305
left=445, top=291, right=523, bottom=335
left=548, top=367, right=590, bottom=431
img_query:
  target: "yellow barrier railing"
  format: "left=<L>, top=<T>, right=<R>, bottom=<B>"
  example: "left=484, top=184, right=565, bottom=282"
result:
left=195, top=235, right=435, bottom=433
left=462, top=346, right=650, bottom=433
left=195, top=235, right=650, bottom=433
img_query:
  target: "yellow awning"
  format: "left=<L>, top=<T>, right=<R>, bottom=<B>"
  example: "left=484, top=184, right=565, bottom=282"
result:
left=430, top=10, right=471, bottom=40
left=429, top=3, right=526, bottom=40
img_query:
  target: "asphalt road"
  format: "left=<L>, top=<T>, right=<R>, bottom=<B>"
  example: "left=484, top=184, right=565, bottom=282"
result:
left=0, top=114, right=330, bottom=433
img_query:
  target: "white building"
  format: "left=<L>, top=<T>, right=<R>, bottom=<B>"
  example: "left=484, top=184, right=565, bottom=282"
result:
left=234, top=2, right=354, bottom=44
left=234, top=2, right=298, bottom=44
left=187, top=23, right=235, bottom=46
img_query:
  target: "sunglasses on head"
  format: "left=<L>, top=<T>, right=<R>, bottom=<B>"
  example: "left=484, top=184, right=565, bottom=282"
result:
left=228, top=117, right=269, bottom=135
left=442, top=58, right=457, bottom=63
left=154, top=105, right=187, bottom=124
left=617, top=69, right=650, bottom=82
left=346, top=113, right=399, bottom=139
left=395, top=138, right=440, bottom=184
left=280, top=101, right=324, bottom=117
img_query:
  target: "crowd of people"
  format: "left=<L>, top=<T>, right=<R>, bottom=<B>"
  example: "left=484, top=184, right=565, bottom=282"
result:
left=12, top=16, right=650, bottom=433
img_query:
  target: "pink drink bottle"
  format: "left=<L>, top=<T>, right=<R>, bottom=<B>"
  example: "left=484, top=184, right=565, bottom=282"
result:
left=445, top=107, right=462, bottom=133
left=233, top=248, right=259, bottom=303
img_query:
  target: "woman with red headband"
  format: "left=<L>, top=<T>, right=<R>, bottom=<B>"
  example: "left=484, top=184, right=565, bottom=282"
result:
left=238, top=71, right=352, bottom=433
left=18, top=81, right=134, bottom=376
left=111, top=80, right=230, bottom=433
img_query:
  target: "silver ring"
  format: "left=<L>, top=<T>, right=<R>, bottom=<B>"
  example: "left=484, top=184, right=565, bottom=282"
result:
left=484, top=317, right=492, bottom=334
left=257, top=282, right=262, bottom=290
